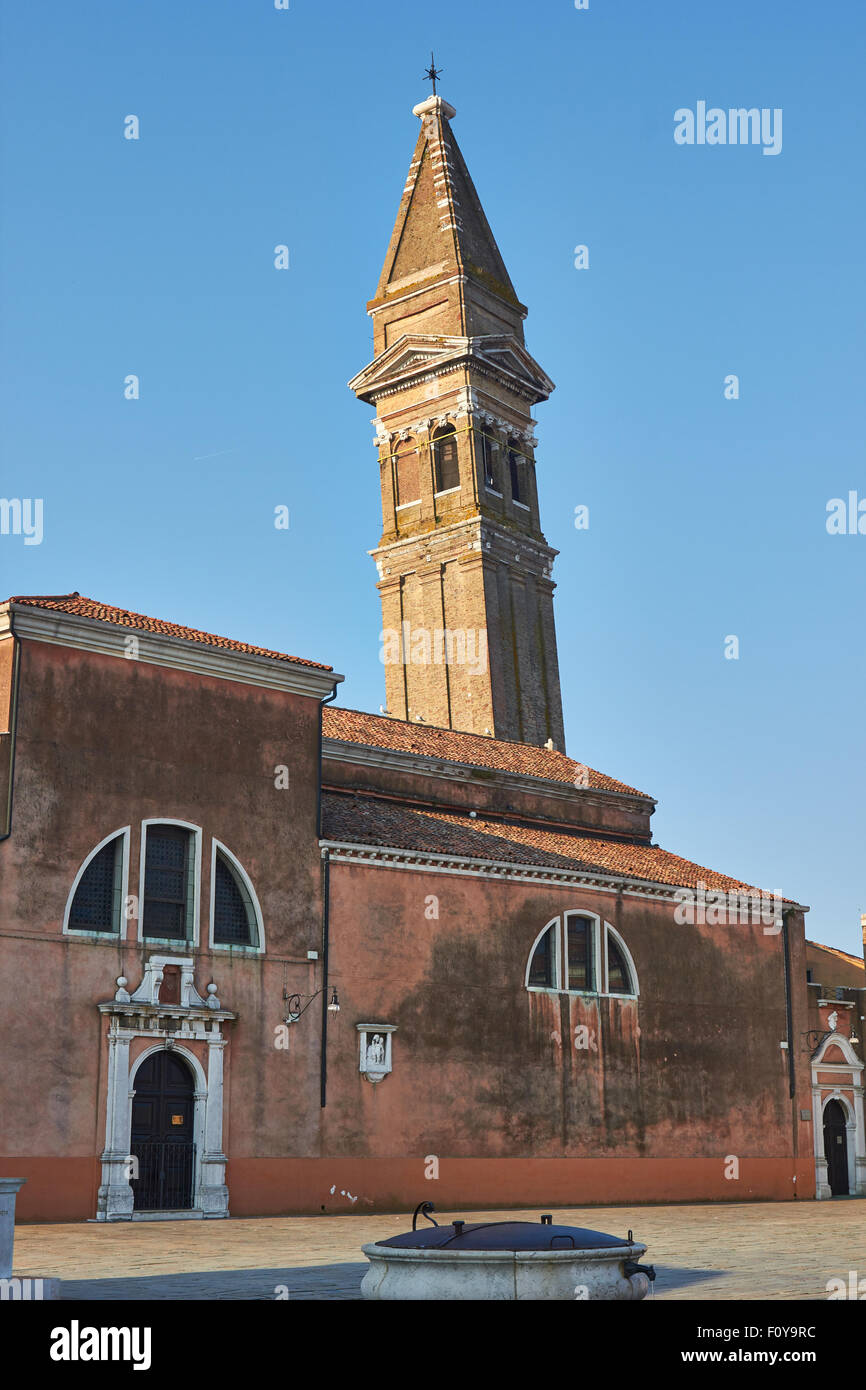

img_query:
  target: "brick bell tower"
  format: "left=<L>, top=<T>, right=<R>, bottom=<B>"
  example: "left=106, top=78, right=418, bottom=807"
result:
left=349, top=92, right=566, bottom=750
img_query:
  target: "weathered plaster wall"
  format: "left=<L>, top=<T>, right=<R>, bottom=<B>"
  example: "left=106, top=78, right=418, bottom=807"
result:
left=0, top=638, right=326, bottom=1218
left=0, top=638, right=816, bottom=1219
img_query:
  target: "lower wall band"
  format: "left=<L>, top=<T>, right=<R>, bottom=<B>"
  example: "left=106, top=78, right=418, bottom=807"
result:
left=1, top=1156, right=816, bottom=1222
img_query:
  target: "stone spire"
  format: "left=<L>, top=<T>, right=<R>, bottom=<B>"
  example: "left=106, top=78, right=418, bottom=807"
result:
left=369, top=95, right=528, bottom=356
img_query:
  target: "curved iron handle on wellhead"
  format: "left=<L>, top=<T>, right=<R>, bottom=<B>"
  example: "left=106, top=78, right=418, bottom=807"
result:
left=412, top=1201, right=439, bottom=1231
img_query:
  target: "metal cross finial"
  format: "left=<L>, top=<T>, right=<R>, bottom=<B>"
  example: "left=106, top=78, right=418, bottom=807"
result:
left=423, top=52, right=443, bottom=95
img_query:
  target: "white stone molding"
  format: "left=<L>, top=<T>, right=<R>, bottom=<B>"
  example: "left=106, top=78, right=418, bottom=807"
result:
left=8, top=605, right=342, bottom=699
left=200, top=1039, right=230, bottom=1216
left=96, top=957, right=235, bottom=1221
left=322, top=836, right=807, bottom=913
left=357, top=1023, right=397, bottom=1084
left=811, top=1031, right=865, bottom=1199
left=129, top=954, right=208, bottom=1007
left=96, top=1031, right=136, bottom=1221
left=412, top=95, right=457, bottom=121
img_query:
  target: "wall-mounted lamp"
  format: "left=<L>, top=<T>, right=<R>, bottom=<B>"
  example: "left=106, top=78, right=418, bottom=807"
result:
left=284, top=986, right=340, bottom=1024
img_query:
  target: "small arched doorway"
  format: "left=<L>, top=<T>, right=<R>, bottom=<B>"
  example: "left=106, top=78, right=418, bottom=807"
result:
left=823, top=1099, right=850, bottom=1197
left=130, top=1050, right=196, bottom=1211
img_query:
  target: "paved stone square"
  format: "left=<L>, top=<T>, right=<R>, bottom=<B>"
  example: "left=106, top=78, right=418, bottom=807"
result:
left=11, top=1201, right=865, bottom=1301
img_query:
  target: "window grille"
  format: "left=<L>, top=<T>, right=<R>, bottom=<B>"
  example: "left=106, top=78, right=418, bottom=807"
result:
left=213, top=853, right=256, bottom=946
left=143, top=826, right=191, bottom=940
left=69, top=839, right=119, bottom=932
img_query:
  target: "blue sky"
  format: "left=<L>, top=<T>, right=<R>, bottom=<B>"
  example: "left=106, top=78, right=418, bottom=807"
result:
left=1, top=1, right=863, bottom=954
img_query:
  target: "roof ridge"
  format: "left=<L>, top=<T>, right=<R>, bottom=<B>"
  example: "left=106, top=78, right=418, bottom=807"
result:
left=7, top=590, right=81, bottom=602
left=327, top=703, right=570, bottom=757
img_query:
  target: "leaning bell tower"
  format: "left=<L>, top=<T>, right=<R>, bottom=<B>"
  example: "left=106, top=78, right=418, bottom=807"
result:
left=349, top=91, right=565, bottom=750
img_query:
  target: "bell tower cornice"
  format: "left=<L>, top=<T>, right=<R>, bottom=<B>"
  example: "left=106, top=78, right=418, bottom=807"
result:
left=348, top=333, right=555, bottom=409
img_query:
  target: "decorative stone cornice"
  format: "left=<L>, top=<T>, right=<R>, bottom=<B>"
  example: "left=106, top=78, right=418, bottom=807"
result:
left=320, top=838, right=680, bottom=902
left=98, top=1000, right=236, bottom=1029
left=320, top=837, right=808, bottom=913
left=370, top=516, right=558, bottom=573
left=349, top=333, right=554, bottom=409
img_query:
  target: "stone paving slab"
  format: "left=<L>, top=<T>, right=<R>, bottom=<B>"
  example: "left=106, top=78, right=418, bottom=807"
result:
left=13, top=1201, right=866, bottom=1301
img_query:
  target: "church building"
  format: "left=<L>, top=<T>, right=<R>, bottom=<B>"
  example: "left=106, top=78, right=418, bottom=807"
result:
left=0, top=93, right=863, bottom=1222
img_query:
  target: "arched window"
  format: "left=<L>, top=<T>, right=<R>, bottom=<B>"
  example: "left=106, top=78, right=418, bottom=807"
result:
left=432, top=424, right=459, bottom=494
left=395, top=437, right=420, bottom=507
left=142, top=823, right=196, bottom=942
left=527, top=921, right=558, bottom=988
left=480, top=429, right=498, bottom=490
left=507, top=439, right=523, bottom=503
left=525, top=913, right=638, bottom=997
left=212, top=845, right=260, bottom=948
left=567, top=914, right=595, bottom=991
left=603, top=923, right=638, bottom=996
left=66, top=831, right=127, bottom=934
left=606, top=933, right=631, bottom=994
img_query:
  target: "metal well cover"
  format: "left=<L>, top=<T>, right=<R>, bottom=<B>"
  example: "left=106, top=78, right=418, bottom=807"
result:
left=377, top=1218, right=632, bottom=1252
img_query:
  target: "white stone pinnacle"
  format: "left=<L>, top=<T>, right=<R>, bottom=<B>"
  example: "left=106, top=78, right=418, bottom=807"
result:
left=412, top=95, right=456, bottom=121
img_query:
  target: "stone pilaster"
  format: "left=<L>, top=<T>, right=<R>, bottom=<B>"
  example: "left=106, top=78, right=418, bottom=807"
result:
left=96, top=1028, right=135, bottom=1221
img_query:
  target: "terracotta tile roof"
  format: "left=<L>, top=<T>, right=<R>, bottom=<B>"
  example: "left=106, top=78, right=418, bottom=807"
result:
left=321, top=792, right=770, bottom=895
left=806, top=940, right=865, bottom=972
left=6, top=593, right=332, bottom=670
left=323, top=706, right=650, bottom=798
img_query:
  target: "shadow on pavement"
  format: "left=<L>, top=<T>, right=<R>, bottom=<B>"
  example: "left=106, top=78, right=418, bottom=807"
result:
left=59, top=1261, right=730, bottom=1301
left=60, top=1262, right=369, bottom=1301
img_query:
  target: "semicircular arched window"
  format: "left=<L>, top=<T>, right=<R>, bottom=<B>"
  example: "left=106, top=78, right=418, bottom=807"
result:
left=212, top=844, right=262, bottom=949
left=525, top=913, right=638, bottom=998
left=432, top=424, right=459, bottom=494
left=65, top=830, right=128, bottom=935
